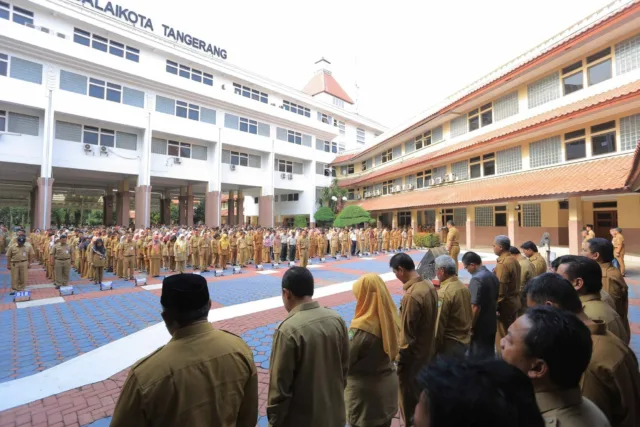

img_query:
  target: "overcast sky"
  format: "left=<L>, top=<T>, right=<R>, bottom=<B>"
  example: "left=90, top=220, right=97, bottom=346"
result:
left=129, top=0, right=614, bottom=128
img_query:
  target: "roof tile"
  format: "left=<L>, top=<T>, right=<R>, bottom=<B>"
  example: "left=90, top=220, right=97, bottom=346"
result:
left=302, top=71, right=354, bottom=104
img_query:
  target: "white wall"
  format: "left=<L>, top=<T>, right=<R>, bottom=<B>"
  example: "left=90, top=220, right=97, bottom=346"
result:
left=0, top=104, right=44, bottom=166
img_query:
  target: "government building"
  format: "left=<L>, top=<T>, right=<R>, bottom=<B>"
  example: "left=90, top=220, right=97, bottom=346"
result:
left=0, top=0, right=385, bottom=229
left=333, top=0, right=640, bottom=254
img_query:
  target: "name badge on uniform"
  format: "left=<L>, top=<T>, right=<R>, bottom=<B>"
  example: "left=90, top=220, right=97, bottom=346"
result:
left=22, top=251, right=26, bottom=257
left=65, top=249, right=69, bottom=255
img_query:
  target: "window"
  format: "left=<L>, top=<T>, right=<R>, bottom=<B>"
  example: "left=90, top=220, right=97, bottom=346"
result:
left=231, top=151, right=249, bottom=166
left=564, top=129, right=586, bottom=161
left=176, top=101, right=200, bottom=121
left=593, top=201, right=617, bottom=209
left=586, top=47, right=612, bottom=86
left=338, top=142, right=345, bottom=153
left=12, top=5, right=33, bottom=25
left=239, top=117, right=258, bottom=134
left=0, top=1, right=9, bottom=20
left=318, top=113, right=332, bottom=124
left=165, top=60, right=212, bottom=86
left=347, top=189, right=355, bottom=200
left=233, top=83, right=268, bottom=103
left=347, top=164, right=354, bottom=174
left=591, top=120, right=616, bottom=156
left=0, top=110, right=5, bottom=132
left=88, top=78, right=105, bottom=99
left=494, top=206, right=507, bottom=227
left=361, top=160, right=368, bottom=171
left=496, top=146, right=522, bottom=174
left=334, top=119, right=346, bottom=135
left=398, top=212, right=411, bottom=227
left=167, top=140, right=193, bottom=158
left=279, top=193, right=299, bottom=203
left=562, top=60, right=584, bottom=95
left=415, top=131, right=431, bottom=150
left=283, top=100, right=310, bottom=118
left=475, top=207, right=493, bottom=227
left=333, top=96, right=344, bottom=108
left=528, top=72, right=561, bottom=109
left=416, top=170, right=432, bottom=188
left=615, top=33, right=640, bottom=76
left=321, top=140, right=339, bottom=153
left=357, top=128, right=365, bottom=144
left=620, top=113, right=640, bottom=152
left=287, top=130, right=302, bottom=145
left=469, top=153, right=495, bottom=178
left=278, top=159, right=293, bottom=173
left=468, top=103, right=493, bottom=131
left=0, top=52, right=7, bottom=76
left=381, top=149, right=393, bottom=163
left=530, top=136, right=562, bottom=168
left=83, top=126, right=114, bottom=147
left=382, top=180, right=393, bottom=195
left=522, top=203, right=541, bottom=227
left=74, top=28, right=138, bottom=62
left=324, top=166, right=336, bottom=177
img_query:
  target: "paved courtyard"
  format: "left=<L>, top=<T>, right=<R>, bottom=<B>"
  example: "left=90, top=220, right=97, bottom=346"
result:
left=0, top=250, right=638, bottom=427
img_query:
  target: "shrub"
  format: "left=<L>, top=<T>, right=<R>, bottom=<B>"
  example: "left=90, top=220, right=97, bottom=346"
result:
left=413, top=232, right=440, bottom=248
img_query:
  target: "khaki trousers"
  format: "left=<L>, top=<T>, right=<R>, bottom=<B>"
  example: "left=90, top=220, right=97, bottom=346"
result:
left=300, top=249, right=309, bottom=268
left=54, top=259, right=71, bottom=286
left=449, top=245, right=460, bottom=274
left=93, top=266, right=104, bottom=283
left=10, top=260, right=29, bottom=291
left=123, top=256, right=136, bottom=279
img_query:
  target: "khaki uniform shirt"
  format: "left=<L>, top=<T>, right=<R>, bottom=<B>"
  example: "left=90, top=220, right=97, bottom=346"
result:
left=494, top=252, right=521, bottom=320
left=298, top=237, right=309, bottom=250
left=581, top=321, right=640, bottom=427
left=580, top=293, right=629, bottom=344
left=587, top=230, right=596, bottom=240
left=518, top=255, right=537, bottom=290
left=122, top=241, right=137, bottom=257
left=436, top=276, right=472, bottom=355
left=612, top=234, right=625, bottom=254
left=111, top=323, right=258, bottom=427
left=397, top=277, right=438, bottom=374
left=445, top=226, right=459, bottom=249
left=536, top=388, right=611, bottom=427
left=600, top=262, right=629, bottom=336
left=51, top=243, right=72, bottom=260
left=7, top=244, right=34, bottom=264
left=267, top=301, right=348, bottom=427
left=528, top=252, right=547, bottom=276
left=345, top=330, right=398, bottom=427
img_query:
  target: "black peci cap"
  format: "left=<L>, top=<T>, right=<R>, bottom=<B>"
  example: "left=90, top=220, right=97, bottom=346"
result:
left=160, top=274, right=210, bottom=311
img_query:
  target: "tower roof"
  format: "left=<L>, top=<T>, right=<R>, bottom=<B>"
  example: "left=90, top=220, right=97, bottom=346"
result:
left=302, top=60, right=355, bottom=105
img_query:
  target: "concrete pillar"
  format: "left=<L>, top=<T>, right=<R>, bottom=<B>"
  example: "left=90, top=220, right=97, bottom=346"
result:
left=135, top=185, right=152, bottom=229
left=259, top=194, right=274, bottom=227
left=466, top=206, right=476, bottom=250
left=435, top=209, right=442, bottom=233
left=411, top=209, right=418, bottom=231
left=228, top=190, right=235, bottom=226
left=186, top=185, right=194, bottom=227
left=104, top=186, right=114, bottom=226
left=568, top=196, right=583, bottom=255
left=237, top=190, right=244, bottom=226
left=116, top=181, right=130, bottom=227
left=179, top=186, right=187, bottom=226
left=507, top=202, right=517, bottom=245
left=29, top=188, right=36, bottom=229
left=205, top=190, right=220, bottom=227
left=392, top=212, right=398, bottom=229
left=33, top=177, right=53, bottom=230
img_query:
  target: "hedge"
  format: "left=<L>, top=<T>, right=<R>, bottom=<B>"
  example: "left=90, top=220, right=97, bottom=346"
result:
left=413, top=232, right=441, bottom=248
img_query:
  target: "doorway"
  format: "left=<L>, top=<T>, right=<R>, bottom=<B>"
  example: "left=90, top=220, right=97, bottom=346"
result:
left=594, top=211, right=617, bottom=239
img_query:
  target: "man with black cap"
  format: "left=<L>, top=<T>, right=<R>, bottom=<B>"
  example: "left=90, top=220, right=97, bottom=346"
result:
left=50, top=234, right=72, bottom=289
left=7, top=233, right=34, bottom=295
left=111, top=273, right=258, bottom=427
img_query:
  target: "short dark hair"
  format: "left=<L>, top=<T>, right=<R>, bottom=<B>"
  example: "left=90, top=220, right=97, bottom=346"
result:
left=168, top=303, right=211, bottom=327
left=509, top=246, right=521, bottom=255
left=520, top=241, right=538, bottom=252
left=389, top=253, right=415, bottom=271
left=556, top=255, right=602, bottom=294
left=417, top=358, right=544, bottom=427
left=446, top=220, right=454, bottom=226
left=282, top=267, right=314, bottom=298
left=522, top=273, right=582, bottom=314
left=587, top=238, right=614, bottom=263
left=461, top=251, right=482, bottom=266
left=522, top=306, right=592, bottom=388
left=550, top=256, right=562, bottom=272
left=586, top=224, right=593, bottom=229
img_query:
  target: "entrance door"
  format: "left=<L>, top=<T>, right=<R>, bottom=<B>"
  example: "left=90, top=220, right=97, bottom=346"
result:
left=594, top=211, right=617, bottom=239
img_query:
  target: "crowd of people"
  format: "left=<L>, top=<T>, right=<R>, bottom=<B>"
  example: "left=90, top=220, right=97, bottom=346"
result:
left=1, top=222, right=637, bottom=426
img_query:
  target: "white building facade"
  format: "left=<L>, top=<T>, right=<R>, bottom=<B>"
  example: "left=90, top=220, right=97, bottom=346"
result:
left=0, top=0, right=385, bottom=229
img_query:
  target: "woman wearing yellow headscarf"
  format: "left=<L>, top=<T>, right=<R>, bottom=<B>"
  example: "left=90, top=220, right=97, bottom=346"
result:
left=346, top=273, right=401, bottom=427
left=218, top=234, right=230, bottom=268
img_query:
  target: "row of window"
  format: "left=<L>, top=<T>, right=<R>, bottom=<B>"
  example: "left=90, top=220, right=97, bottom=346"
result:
left=73, top=28, right=140, bottom=63
left=0, top=110, right=39, bottom=135
left=60, top=70, right=145, bottom=108
left=233, top=83, right=268, bottom=104
left=275, top=193, right=299, bottom=202
left=166, top=60, right=213, bottom=86
left=223, top=113, right=270, bottom=136
left=275, top=159, right=303, bottom=174
left=156, top=95, right=217, bottom=125
left=55, top=121, right=137, bottom=151
left=0, top=2, right=33, bottom=26
left=0, top=52, right=43, bottom=84
left=275, top=127, right=313, bottom=147
left=151, top=138, right=207, bottom=160
left=221, top=149, right=262, bottom=168
left=315, top=163, right=337, bottom=177
left=283, top=100, right=311, bottom=118
left=316, top=139, right=345, bottom=154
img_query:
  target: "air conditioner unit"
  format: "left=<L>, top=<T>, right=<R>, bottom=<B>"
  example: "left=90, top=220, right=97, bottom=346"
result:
left=287, top=173, right=293, bottom=180
left=406, top=184, right=414, bottom=190
left=445, top=173, right=457, bottom=183
left=173, top=157, right=182, bottom=164
left=221, top=84, right=226, bottom=90
left=355, top=194, right=362, bottom=200
left=375, top=190, right=381, bottom=196
left=57, top=32, right=66, bottom=39
left=435, top=177, right=443, bottom=185
left=394, top=185, right=402, bottom=192
left=428, top=179, right=436, bottom=186
left=364, top=191, right=371, bottom=198
left=83, top=144, right=92, bottom=152
left=389, top=187, right=395, bottom=193
left=280, top=172, right=286, bottom=179
left=230, top=164, right=236, bottom=171
left=39, top=26, right=50, bottom=34
left=100, top=146, right=108, bottom=155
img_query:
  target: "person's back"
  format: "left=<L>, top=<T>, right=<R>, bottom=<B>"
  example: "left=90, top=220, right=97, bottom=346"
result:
left=536, top=388, right=610, bottom=426
left=581, top=293, right=629, bottom=344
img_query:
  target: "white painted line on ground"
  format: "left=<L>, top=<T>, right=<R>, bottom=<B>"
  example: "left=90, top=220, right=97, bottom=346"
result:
left=0, top=271, right=396, bottom=411
left=359, top=257, right=376, bottom=260
left=305, top=264, right=324, bottom=269
left=256, top=270, right=279, bottom=275
left=26, top=284, right=55, bottom=290
left=16, top=297, right=65, bottom=309
left=141, top=284, right=162, bottom=290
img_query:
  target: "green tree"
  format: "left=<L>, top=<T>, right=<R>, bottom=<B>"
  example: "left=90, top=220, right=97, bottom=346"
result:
left=170, top=203, right=179, bottom=224
left=313, top=206, right=335, bottom=226
left=293, top=214, right=308, bottom=228
left=318, top=179, right=347, bottom=213
left=334, top=205, right=372, bottom=228
left=194, top=202, right=205, bottom=225
left=150, top=211, right=160, bottom=224
left=0, top=207, right=29, bottom=227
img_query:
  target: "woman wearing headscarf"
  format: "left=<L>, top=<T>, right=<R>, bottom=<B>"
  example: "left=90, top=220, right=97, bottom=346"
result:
left=174, top=234, right=189, bottom=274
left=147, top=233, right=162, bottom=277
left=161, top=235, right=170, bottom=271
left=346, top=273, right=400, bottom=427
left=219, top=233, right=230, bottom=268
left=92, top=238, right=107, bottom=285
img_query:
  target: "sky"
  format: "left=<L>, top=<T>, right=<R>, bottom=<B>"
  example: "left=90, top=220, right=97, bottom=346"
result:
left=127, top=0, right=615, bottom=129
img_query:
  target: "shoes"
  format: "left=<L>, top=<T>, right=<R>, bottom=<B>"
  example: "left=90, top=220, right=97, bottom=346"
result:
left=9, top=291, right=15, bottom=295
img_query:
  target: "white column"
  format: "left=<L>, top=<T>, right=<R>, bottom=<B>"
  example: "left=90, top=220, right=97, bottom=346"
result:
left=308, top=159, right=318, bottom=226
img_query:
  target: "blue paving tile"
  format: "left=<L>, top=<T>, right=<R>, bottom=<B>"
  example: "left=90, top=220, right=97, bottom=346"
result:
left=309, top=269, right=361, bottom=283
left=84, top=416, right=112, bottom=427
left=338, top=260, right=392, bottom=274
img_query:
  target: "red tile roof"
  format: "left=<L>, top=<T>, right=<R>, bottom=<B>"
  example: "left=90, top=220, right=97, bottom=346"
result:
left=333, top=1, right=640, bottom=163
left=354, top=155, right=633, bottom=212
left=625, top=141, right=640, bottom=191
left=303, top=71, right=354, bottom=104
left=338, top=80, right=640, bottom=187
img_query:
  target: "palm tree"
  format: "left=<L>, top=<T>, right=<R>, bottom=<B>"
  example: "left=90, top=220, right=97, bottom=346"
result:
left=317, top=179, right=348, bottom=213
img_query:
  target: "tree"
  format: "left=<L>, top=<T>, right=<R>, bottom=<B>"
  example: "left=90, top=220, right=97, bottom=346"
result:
left=334, top=205, right=373, bottom=228
left=293, top=214, right=308, bottom=228
left=318, top=179, right=347, bottom=213
left=194, top=202, right=205, bottom=225
left=314, top=206, right=335, bottom=226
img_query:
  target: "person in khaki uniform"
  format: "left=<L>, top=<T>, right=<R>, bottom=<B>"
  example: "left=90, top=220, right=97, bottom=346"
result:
left=7, top=235, right=34, bottom=294
left=267, top=267, right=349, bottom=427
left=173, top=235, right=189, bottom=274
left=586, top=224, right=596, bottom=241
left=341, top=229, right=349, bottom=257
left=122, top=234, right=137, bottom=280
left=520, top=241, right=547, bottom=277
left=445, top=221, right=460, bottom=274
left=501, top=305, right=611, bottom=427
left=148, top=235, right=163, bottom=277
left=91, top=238, right=107, bottom=285
left=190, top=232, right=200, bottom=269
left=104, top=234, right=113, bottom=272
left=246, top=230, right=254, bottom=263
left=309, top=230, right=317, bottom=259
left=298, top=231, right=309, bottom=268
left=136, top=234, right=146, bottom=273
left=199, top=232, right=211, bottom=272
left=50, top=234, right=72, bottom=289
left=330, top=230, right=339, bottom=257
left=382, top=228, right=390, bottom=252
left=556, top=255, right=629, bottom=344
left=230, top=232, right=238, bottom=266
left=218, top=234, right=230, bottom=268
left=522, top=275, right=639, bottom=427
left=509, top=246, right=536, bottom=291
left=434, top=255, right=472, bottom=357
left=611, top=227, right=625, bottom=276
left=273, top=232, right=281, bottom=263
left=389, top=253, right=438, bottom=426
left=493, top=235, right=521, bottom=357
left=407, top=227, right=413, bottom=250
left=111, top=274, right=258, bottom=427
left=346, top=273, right=400, bottom=427
left=237, top=232, right=248, bottom=267
left=253, top=228, right=263, bottom=265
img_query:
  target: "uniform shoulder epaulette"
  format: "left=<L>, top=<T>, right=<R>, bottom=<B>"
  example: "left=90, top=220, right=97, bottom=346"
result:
left=218, top=329, right=243, bottom=340
left=131, top=345, right=165, bottom=370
